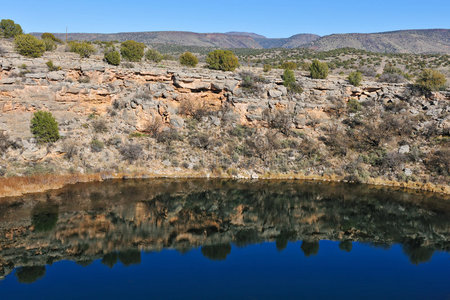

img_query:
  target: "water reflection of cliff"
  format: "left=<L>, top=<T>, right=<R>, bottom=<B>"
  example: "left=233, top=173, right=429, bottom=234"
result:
left=0, top=179, right=449, bottom=282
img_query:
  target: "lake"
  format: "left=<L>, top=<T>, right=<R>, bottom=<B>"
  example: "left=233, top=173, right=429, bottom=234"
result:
left=0, top=179, right=449, bottom=299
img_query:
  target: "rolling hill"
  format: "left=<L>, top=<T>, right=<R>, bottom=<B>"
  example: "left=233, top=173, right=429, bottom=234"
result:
left=31, top=29, right=450, bottom=53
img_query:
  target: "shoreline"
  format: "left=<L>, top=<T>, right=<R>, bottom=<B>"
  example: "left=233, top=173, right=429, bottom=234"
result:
left=0, top=171, right=448, bottom=199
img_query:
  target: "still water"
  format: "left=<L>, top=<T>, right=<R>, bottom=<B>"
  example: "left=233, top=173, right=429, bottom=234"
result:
left=0, top=179, right=449, bottom=299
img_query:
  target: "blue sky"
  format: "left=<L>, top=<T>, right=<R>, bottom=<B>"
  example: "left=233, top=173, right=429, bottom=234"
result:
left=2, top=0, right=449, bottom=37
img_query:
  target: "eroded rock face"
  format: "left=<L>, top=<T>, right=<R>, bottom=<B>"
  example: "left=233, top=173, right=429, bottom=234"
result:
left=0, top=39, right=449, bottom=191
left=0, top=179, right=448, bottom=279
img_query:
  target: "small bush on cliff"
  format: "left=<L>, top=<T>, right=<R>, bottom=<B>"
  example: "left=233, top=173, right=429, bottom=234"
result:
left=90, top=139, right=104, bottom=152
left=145, top=49, right=163, bottom=63
left=30, top=111, right=60, bottom=143
left=0, top=131, right=13, bottom=154
left=0, top=19, right=23, bottom=38
left=69, top=41, right=96, bottom=58
left=283, top=69, right=303, bottom=94
left=310, top=59, right=328, bottom=79
left=104, top=49, right=121, bottom=66
left=14, top=34, right=46, bottom=58
left=119, top=144, right=143, bottom=162
left=415, top=69, right=446, bottom=91
left=120, top=40, right=145, bottom=62
left=206, top=50, right=239, bottom=71
left=179, top=52, right=198, bottom=67
left=348, top=71, right=362, bottom=86
left=46, top=60, right=61, bottom=71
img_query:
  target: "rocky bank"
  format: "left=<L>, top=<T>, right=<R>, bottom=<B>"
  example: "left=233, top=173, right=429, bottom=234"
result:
left=0, top=40, right=449, bottom=197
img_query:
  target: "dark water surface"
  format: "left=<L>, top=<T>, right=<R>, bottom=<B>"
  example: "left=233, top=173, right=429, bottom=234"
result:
left=0, top=179, right=449, bottom=299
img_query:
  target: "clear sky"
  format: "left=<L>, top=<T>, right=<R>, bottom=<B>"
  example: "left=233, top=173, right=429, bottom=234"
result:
left=2, top=0, right=449, bottom=37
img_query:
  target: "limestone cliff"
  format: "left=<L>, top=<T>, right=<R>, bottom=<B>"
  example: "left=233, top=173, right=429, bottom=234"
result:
left=0, top=40, right=449, bottom=196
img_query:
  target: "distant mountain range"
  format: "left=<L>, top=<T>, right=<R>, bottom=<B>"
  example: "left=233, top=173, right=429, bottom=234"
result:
left=32, top=29, right=450, bottom=53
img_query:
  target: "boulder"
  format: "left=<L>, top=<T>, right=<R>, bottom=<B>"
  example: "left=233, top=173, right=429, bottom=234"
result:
left=268, top=89, right=282, bottom=98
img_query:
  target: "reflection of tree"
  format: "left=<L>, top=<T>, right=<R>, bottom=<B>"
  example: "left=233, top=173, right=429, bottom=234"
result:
left=102, top=252, right=119, bottom=268
left=339, top=240, right=353, bottom=252
left=402, top=240, right=434, bottom=265
left=118, top=249, right=141, bottom=266
left=201, top=244, right=232, bottom=261
left=276, top=230, right=296, bottom=252
left=301, top=241, right=319, bottom=257
left=15, top=266, right=46, bottom=284
left=31, top=202, right=59, bottom=232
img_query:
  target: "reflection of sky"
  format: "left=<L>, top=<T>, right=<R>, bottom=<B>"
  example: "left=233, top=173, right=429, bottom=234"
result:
left=2, top=241, right=449, bottom=299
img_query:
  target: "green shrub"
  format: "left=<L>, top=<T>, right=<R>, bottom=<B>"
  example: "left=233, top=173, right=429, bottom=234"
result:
left=263, top=64, right=272, bottom=72
left=43, top=38, right=57, bottom=51
left=41, top=32, right=62, bottom=43
left=415, top=69, right=446, bottom=91
left=46, top=60, right=61, bottom=71
left=206, top=50, right=239, bottom=71
left=14, top=34, right=46, bottom=58
left=310, top=59, right=329, bottom=79
left=0, top=19, right=23, bottom=38
left=179, top=52, right=198, bottom=67
left=283, top=69, right=303, bottom=94
left=347, top=98, right=361, bottom=113
left=145, top=48, right=163, bottom=63
left=104, top=50, right=121, bottom=66
left=348, top=71, right=362, bottom=86
left=121, top=40, right=145, bottom=62
left=30, top=111, right=60, bottom=143
left=281, top=61, right=297, bottom=70
left=90, top=139, right=104, bottom=152
left=69, top=41, right=96, bottom=58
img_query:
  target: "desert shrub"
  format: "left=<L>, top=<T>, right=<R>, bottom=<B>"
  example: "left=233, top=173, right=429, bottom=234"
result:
left=179, top=52, right=198, bottom=67
left=206, top=50, right=239, bottom=71
left=104, top=50, right=121, bottom=66
left=62, top=140, right=78, bottom=160
left=120, top=40, right=145, bottom=62
left=92, top=119, right=108, bottom=133
left=348, top=71, right=362, bottom=86
left=69, top=41, right=96, bottom=58
left=156, top=128, right=183, bottom=145
left=41, top=32, right=62, bottom=43
left=119, top=144, right=143, bottom=162
left=347, top=98, right=361, bottom=113
left=144, top=49, right=163, bottom=63
left=282, top=69, right=303, bottom=94
left=189, top=133, right=210, bottom=149
left=378, top=72, right=405, bottom=83
left=359, top=66, right=377, bottom=77
left=281, top=61, right=297, bottom=70
left=90, top=139, right=104, bottom=152
left=239, top=71, right=267, bottom=94
left=0, top=131, right=13, bottom=154
left=46, top=60, right=61, bottom=71
left=264, top=109, right=293, bottom=135
left=263, top=64, right=272, bottom=72
left=0, top=19, right=23, bottom=38
left=14, top=34, right=46, bottom=58
left=145, top=117, right=163, bottom=136
left=415, top=69, right=446, bottom=91
left=310, top=60, right=328, bottom=79
left=43, top=37, right=57, bottom=51
left=425, top=148, right=450, bottom=176
left=30, top=111, right=60, bottom=143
